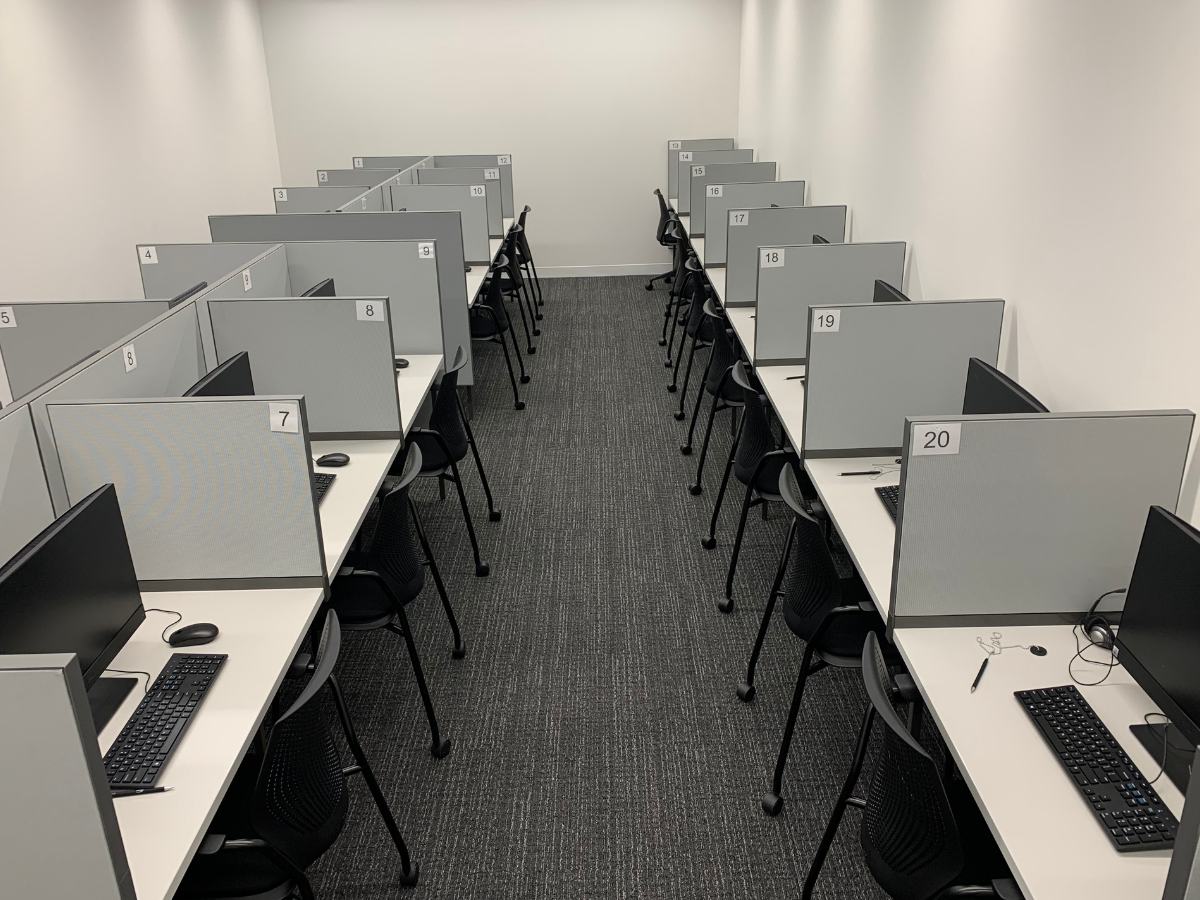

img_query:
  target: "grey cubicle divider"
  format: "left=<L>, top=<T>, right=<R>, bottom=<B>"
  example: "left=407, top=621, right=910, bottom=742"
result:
left=689, top=162, right=777, bottom=234
left=889, top=410, right=1195, bottom=629
left=801, top=299, right=1005, bottom=457
left=668, top=139, right=735, bottom=200
left=754, top=241, right=906, bottom=365
left=388, top=184, right=489, bottom=262
left=274, top=185, right=372, bottom=213
left=29, top=301, right=207, bottom=514
left=208, top=296, right=402, bottom=439
left=429, top=155, right=514, bottom=218
left=317, top=167, right=400, bottom=187
left=137, top=242, right=274, bottom=301
left=677, top=149, right=754, bottom=214
left=48, top=396, right=326, bottom=590
left=0, top=405, right=55, bottom=566
left=354, top=155, right=427, bottom=172
left=186, top=245, right=291, bottom=369
left=208, top=211, right=474, bottom=385
left=0, top=653, right=136, bottom=900
left=414, top=167, right=503, bottom=236
left=279, top=241, right=444, bottom=359
left=725, top=205, right=848, bottom=307
left=0, top=300, right=168, bottom=404
left=338, top=184, right=389, bottom=213
left=704, top=180, right=807, bottom=265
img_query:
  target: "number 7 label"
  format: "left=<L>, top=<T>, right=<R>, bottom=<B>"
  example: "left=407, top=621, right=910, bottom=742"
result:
left=270, top=402, right=300, bottom=434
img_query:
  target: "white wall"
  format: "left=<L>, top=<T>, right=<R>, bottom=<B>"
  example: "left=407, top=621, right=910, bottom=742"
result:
left=0, top=0, right=280, bottom=301
left=257, top=0, right=743, bottom=275
left=739, top=0, right=1200, bottom=518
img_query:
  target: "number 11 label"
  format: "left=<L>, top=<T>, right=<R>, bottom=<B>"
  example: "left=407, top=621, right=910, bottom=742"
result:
left=912, top=423, right=961, bottom=456
left=270, top=402, right=299, bottom=434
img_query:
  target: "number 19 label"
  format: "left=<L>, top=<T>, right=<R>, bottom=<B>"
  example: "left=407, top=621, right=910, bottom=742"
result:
left=760, top=248, right=785, bottom=268
left=912, top=423, right=961, bottom=456
left=812, top=309, right=840, bottom=332
left=270, top=402, right=299, bottom=434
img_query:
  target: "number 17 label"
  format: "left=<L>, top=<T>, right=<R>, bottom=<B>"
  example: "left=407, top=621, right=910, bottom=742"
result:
left=912, top=423, right=961, bottom=456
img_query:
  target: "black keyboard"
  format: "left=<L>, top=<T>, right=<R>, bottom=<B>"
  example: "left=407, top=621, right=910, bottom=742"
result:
left=314, top=472, right=336, bottom=503
left=1016, top=685, right=1178, bottom=851
left=103, top=653, right=225, bottom=789
left=875, top=485, right=899, bottom=521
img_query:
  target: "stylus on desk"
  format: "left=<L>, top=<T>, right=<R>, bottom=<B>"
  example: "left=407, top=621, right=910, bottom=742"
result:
left=785, top=375, right=804, bottom=381
left=112, top=786, right=173, bottom=798
left=970, top=658, right=989, bottom=693
left=840, top=469, right=882, bottom=476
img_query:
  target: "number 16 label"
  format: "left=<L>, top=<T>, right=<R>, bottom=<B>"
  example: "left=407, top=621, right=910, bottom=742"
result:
left=912, top=423, right=961, bottom=456
left=270, top=402, right=299, bottom=434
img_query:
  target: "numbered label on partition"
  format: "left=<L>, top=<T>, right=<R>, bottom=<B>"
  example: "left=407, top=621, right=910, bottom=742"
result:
left=139, top=246, right=158, bottom=265
left=470, top=184, right=486, bottom=197
left=497, top=155, right=511, bottom=165
left=361, top=198, right=368, bottom=209
left=730, top=210, right=748, bottom=227
left=317, top=171, right=328, bottom=183
left=912, top=422, right=961, bottom=457
left=269, top=402, right=300, bottom=434
left=353, top=157, right=363, bottom=168
left=692, top=165, right=705, bottom=177
left=417, top=242, right=436, bottom=260
left=122, top=344, right=137, bottom=373
left=669, top=141, right=682, bottom=151
left=679, top=151, right=692, bottom=162
left=356, top=300, right=386, bottom=322
left=484, top=168, right=500, bottom=180
left=275, top=188, right=287, bottom=202
left=242, top=269, right=253, bottom=291
left=0, top=307, right=15, bottom=328
left=707, top=184, right=723, bottom=198
left=812, top=309, right=840, bottom=333
left=760, top=248, right=785, bottom=268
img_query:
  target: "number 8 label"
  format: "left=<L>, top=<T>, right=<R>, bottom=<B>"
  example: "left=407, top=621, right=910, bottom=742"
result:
left=357, top=300, right=386, bottom=322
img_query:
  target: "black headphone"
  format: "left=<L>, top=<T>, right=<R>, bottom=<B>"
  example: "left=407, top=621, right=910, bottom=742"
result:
left=1081, top=588, right=1126, bottom=651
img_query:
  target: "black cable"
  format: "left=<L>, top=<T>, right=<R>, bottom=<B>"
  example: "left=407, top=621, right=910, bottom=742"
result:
left=105, top=668, right=152, bottom=694
left=144, top=608, right=183, bottom=643
left=1068, top=587, right=1127, bottom=687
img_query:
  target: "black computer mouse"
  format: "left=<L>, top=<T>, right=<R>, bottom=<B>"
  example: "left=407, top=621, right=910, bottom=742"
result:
left=1030, top=645, right=1048, bottom=657
left=316, top=452, right=350, bottom=467
left=395, top=358, right=409, bottom=370
left=169, top=623, right=219, bottom=647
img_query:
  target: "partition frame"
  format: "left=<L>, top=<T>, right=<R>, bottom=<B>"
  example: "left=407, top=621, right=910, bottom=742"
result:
left=703, top=180, right=807, bottom=266
left=677, top=149, right=754, bottom=214
left=724, top=205, right=848, bottom=307
left=667, top=138, right=736, bottom=200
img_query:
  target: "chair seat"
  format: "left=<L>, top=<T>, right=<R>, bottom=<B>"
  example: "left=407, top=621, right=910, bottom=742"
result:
left=783, top=576, right=892, bottom=661
left=470, top=314, right=507, bottom=338
left=330, top=564, right=423, bottom=613
left=176, top=848, right=294, bottom=900
left=412, top=430, right=467, bottom=470
left=736, top=452, right=787, bottom=494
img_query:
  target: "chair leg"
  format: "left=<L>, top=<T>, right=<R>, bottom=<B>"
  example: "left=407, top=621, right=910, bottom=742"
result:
left=762, top=643, right=829, bottom=816
left=328, top=674, right=421, bottom=887
left=504, top=321, right=530, bottom=383
left=800, top=706, right=877, bottom=900
left=674, top=336, right=703, bottom=414
left=457, top=394, right=500, bottom=521
left=681, top=354, right=714, bottom=452
left=526, top=257, right=545, bottom=311
left=519, top=278, right=540, bottom=335
left=659, top=291, right=675, bottom=345
left=411, top=502, right=465, bottom=657
left=386, top=604, right=451, bottom=759
left=688, top=398, right=725, bottom=495
left=738, top=518, right=797, bottom=702
left=724, top=484, right=762, bottom=605
left=488, top=333, right=525, bottom=410
left=668, top=327, right=692, bottom=392
left=703, top=410, right=744, bottom=552
left=507, top=287, right=536, bottom=355
left=446, top=460, right=489, bottom=577
left=664, top=298, right=685, bottom=367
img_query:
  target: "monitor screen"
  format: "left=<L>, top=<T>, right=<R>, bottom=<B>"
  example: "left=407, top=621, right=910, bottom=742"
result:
left=961, top=357, right=1047, bottom=415
left=812, top=234, right=830, bottom=244
left=301, top=277, right=335, bottom=297
left=184, top=351, right=254, bottom=398
left=872, top=280, right=910, bottom=303
left=168, top=281, right=207, bottom=308
left=0, top=484, right=144, bottom=688
left=1115, top=506, right=1200, bottom=746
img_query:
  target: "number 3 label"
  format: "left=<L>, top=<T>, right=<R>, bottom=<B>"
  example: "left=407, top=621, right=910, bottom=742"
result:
left=760, top=248, right=785, bottom=268
left=270, top=402, right=299, bottom=434
left=912, top=423, right=961, bottom=456
left=356, top=300, right=386, bottom=322
left=812, top=309, right=840, bottom=333
left=275, top=189, right=287, bottom=202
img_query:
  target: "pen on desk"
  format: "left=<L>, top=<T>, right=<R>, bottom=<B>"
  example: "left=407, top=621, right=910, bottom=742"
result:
left=970, top=658, right=989, bottom=693
left=840, top=469, right=881, bottom=476
left=111, top=786, right=173, bottom=798
left=785, top=375, right=805, bottom=380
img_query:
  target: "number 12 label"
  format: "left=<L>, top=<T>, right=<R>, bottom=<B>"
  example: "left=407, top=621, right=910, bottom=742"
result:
left=912, top=423, right=961, bottom=456
left=270, top=402, right=299, bottom=434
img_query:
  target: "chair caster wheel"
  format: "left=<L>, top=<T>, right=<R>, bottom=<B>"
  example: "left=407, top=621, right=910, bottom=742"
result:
left=673, top=411, right=685, bottom=421
left=533, top=328, right=541, bottom=336
left=680, top=445, right=693, bottom=455
left=536, top=313, right=544, bottom=320
left=701, top=536, right=716, bottom=550
left=489, top=510, right=502, bottom=522
left=737, top=681, right=756, bottom=702
left=475, top=563, right=490, bottom=577
left=667, top=384, right=677, bottom=393
left=398, top=862, right=420, bottom=888
left=762, top=792, right=783, bottom=817
left=664, top=360, right=673, bottom=368
left=658, top=339, right=667, bottom=346
left=689, top=484, right=703, bottom=496
left=431, top=739, right=452, bottom=759
left=520, top=375, right=530, bottom=384
left=646, top=284, right=655, bottom=291
left=716, top=596, right=734, bottom=614
left=452, top=646, right=467, bottom=660
left=514, top=401, right=525, bottom=410
left=527, top=346, right=536, bottom=354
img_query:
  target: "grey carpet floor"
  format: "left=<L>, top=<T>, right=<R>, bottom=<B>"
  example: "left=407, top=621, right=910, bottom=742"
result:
left=310, top=275, right=888, bottom=899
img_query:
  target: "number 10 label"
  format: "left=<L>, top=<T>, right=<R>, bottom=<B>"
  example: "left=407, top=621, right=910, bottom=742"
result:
left=912, top=423, right=961, bottom=456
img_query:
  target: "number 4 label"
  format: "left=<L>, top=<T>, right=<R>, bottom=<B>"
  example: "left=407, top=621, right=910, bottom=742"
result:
left=122, top=345, right=137, bottom=373
left=707, top=184, right=723, bottom=197
left=356, top=300, right=386, bottom=322
left=760, top=248, right=785, bottom=268
left=270, top=402, right=299, bottom=434
left=417, top=242, right=435, bottom=259
left=912, top=423, right=961, bottom=456
left=139, top=246, right=158, bottom=265
left=812, top=309, right=840, bottom=332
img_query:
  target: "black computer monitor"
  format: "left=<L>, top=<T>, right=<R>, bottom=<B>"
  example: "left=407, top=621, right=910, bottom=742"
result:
left=168, top=281, right=208, bottom=308
left=183, top=351, right=254, bottom=398
left=301, top=277, right=335, bottom=297
left=872, top=280, right=910, bottom=303
left=812, top=234, right=830, bottom=244
left=961, top=357, right=1047, bottom=415
left=0, top=483, right=145, bottom=730
left=1115, top=506, right=1200, bottom=791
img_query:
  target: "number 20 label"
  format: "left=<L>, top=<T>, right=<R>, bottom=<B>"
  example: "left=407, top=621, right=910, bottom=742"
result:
left=912, top=423, right=961, bottom=456
left=270, top=402, right=299, bottom=434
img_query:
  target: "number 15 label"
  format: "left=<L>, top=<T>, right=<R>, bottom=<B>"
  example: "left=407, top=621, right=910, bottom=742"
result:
left=270, top=402, right=299, bottom=434
left=912, top=423, right=961, bottom=456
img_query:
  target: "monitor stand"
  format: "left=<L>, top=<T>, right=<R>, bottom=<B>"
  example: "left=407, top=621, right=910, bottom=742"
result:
left=1130, top=721, right=1196, bottom=794
left=88, top=677, right=138, bottom=733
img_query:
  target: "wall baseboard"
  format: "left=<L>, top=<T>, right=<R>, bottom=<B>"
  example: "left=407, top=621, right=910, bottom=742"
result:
left=537, top=263, right=669, bottom=279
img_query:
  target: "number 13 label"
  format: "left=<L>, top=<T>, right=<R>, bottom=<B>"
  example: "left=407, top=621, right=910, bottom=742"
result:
left=912, top=423, right=961, bottom=456
left=270, top=402, right=299, bottom=434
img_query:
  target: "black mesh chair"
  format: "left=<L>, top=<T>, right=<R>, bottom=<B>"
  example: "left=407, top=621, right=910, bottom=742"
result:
left=668, top=271, right=715, bottom=415
left=658, top=237, right=693, bottom=347
left=407, top=346, right=498, bottom=578
left=801, top=632, right=1021, bottom=900
left=511, top=206, right=544, bottom=318
left=681, top=300, right=744, bottom=496
left=499, top=231, right=538, bottom=354
left=178, top=611, right=420, bottom=899
left=703, top=361, right=793, bottom=613
left=663, top=255, right=704, bottom=369
left=328, top=445, right=462, bottom=759
left=471, top=254, right=528, bottom=410
left=647, top=189, right=679, bottom=291
left=737, top=462, right=898, bottom=817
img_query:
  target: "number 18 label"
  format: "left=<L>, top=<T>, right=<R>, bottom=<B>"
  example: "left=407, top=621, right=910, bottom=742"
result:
left=760, top=248, right=785, bottom=268
left=912, top=423, right=961, bottom=456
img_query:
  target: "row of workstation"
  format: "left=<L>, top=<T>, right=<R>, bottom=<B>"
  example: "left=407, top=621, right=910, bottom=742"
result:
left=0, top=150, right=534, bottom=899
left=658, top=137, right=1200, bottom=899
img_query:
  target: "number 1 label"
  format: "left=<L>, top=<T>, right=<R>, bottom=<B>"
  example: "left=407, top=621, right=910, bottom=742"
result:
left=122, top=345, right=137, bottom=373
left=353, top=158, right=363, bottom=167
left=812, top=309, right=840, bottom=332
left=356, top=300, right=386, bottom=322
left=760, top=248, right=785, bottom=268
left=270, top=402, right=299, bottom=434
left=912, top=423, right=961, bottom=456
left=707, top=184, right=723, bottom=197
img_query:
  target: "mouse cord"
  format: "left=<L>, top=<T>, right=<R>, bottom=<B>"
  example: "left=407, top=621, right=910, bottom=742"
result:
left=105, top=668, right=152, bottom=694
left=1068, top=623, right=1120, bottom=687
left=144, top=608, right=183, bottom=643
left=976, top=632, right=1032, bottom=657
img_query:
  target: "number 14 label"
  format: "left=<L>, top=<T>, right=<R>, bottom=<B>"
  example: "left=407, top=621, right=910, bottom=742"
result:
left=912, top=423, right=961, bottom=456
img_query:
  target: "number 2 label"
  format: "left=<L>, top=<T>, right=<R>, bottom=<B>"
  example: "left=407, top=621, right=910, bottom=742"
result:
left=812, top=309, right=840, bottom=332
left=912, top=423, right=961, bottom=456
left=317, top=171, right=328, bottom=182
left=760, top=248, right=785, bottom=268
left=270, top=402, right=299, bottom=434
left=356, top=300, right=386, bottom=322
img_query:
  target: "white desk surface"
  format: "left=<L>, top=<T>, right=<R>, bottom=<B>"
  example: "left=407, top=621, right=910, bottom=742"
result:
left=311, top=438, right=401, bottom=575
left=678, top=213, right=690, bottom=234
left=466, top=269, right=486, bottom=308
left=397, top=353, right=442, bottom=435
left=489, top=236, right=503, bottom=258
left=707, top=266, right=726, bottom=305
left=803, top=456, right=899, bottom=617
left=100, top=588, right=324, bottom=900
left=894, top=625, right=1180, bottom=900
left=725, top=306, right=756, bottom=361
left=503, top=216, right=514, bottom=233
left=691, top=235, right=705, bottom=260
left=755, top=365, right=806, bottom=447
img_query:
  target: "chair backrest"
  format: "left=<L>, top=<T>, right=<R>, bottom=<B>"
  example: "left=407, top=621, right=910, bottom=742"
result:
left=502, top=235, right=524, bottom=287
left=860, top=632, right=966, bottom=900
left=428, top=350, right=469, bottom=460
left=655, top=189, right=671, bottom=244
left=781, top=500, right=846, bottom=634
left=251, top=609, right=348, bottom=870
left=482, top=263, right=510, bottom=325
left=367, top=448, right=426, bottom=601
left=705, top=309, right=738, bottom=394
left=518, top=205, right=530, bottom=229
left=684, top=276, right=713, bottom=339
left=733, top=362, right=777, bottom=477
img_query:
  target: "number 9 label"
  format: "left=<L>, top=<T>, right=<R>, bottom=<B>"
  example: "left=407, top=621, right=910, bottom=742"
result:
left=912, top=423, right=961, bottom=456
